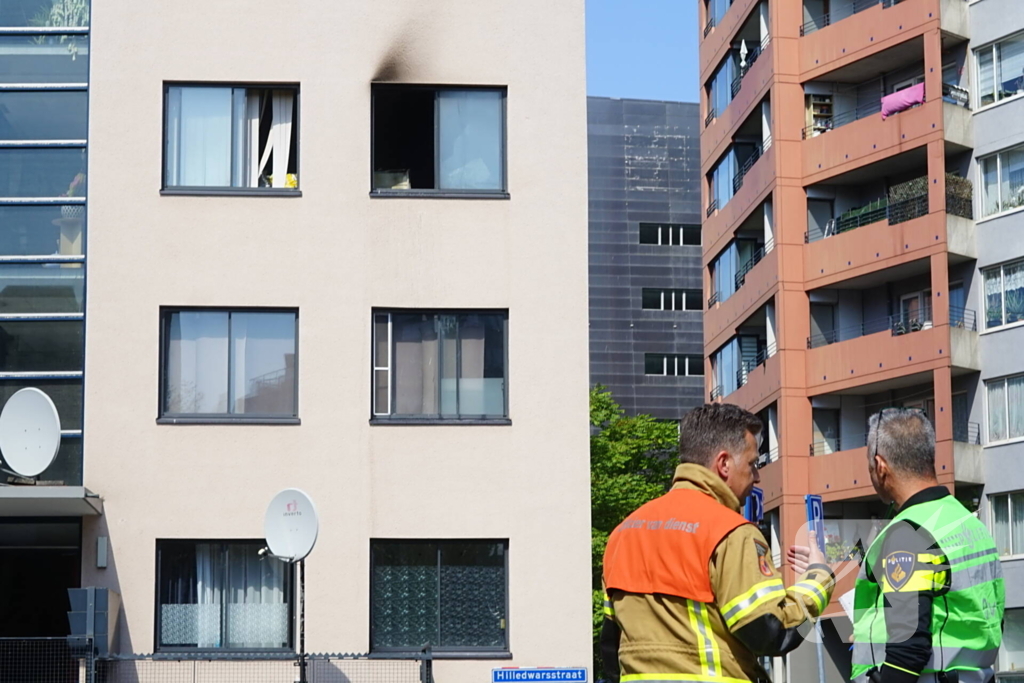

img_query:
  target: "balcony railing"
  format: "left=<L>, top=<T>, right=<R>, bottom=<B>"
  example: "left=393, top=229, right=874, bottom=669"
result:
left=757, top=446, right=779, bottom=468
left=802, top=98, right=884, bottom=139
left=734, top=238, right=775, bottom=291
left=730, top=35, right=771, bottom=98
left=800, top=0, right=905, bottom=36
left=711, top=384, right=723, bottom=400
left=950, top=306, right=978, bottom=332
left=737, top=342, right=777, bottom=388
left=811, top=432, right=868, bottom=456
left=706, top=107, right=717, bottom=127
left=807, top=307, right=937, bottom=349
left=732, top=135, right=772, bottom=194
left=954, top=420, right=981, bottom=445
left=708, top=290, right=721, bottom=308
left=806, top=185, right=929, bottom=243
left=704, top=15, right=715, bottom=37
left=707, top=198, right=718, bottom=217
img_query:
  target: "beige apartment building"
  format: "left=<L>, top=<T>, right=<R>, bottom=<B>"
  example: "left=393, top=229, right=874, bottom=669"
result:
left=0, top=0, right=591, bottom=680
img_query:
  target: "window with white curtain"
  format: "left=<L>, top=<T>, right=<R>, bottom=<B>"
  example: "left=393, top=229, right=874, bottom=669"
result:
left=164, top=85, right=298, bottom=190
left=980, top=146, right=1024, bottom=218
left=157, top=540, right=292, bottom=650
left=372, top=86, right=506, bottom=193
left=1000, top=609, right=1024, bottom=672
left=990, top=493, right=1024, bottom=557
left=372, top=311, right=508, bottom=420
left=976, top=31, right=1024, bottom=108
left=161, top=309, right=298, bottom=419
left=987, top=374, right=1024, bottom=443
left=983, top=258, right=1024, bottom=329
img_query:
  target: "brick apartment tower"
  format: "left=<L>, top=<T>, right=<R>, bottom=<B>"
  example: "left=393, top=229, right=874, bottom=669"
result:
left=699, top=0, right=979, bottom=670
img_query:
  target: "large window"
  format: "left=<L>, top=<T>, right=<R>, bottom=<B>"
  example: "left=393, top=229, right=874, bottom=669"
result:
left=983, top=258, right=1024, bottom=329
left=370, top=540, right=508, bottom=652
left=987, top=374, right=1024, bottom=443
left=163, top=85, right=299, bottom=191
left=160, top=309, right=298, bottom=420
left=156, top=540, right=292, bottom=651
left=990, top=493, right=1024, bottom=557
left=642, top=288, right=702, bottom=311
left=645, top=354, right=704, bottom=377
left=706, top=54, right=738, bottom=120
left=1000, top=609, right=1024, bottom=672
left=980, top=146, right=1024, bottom=218
left=976, top=31, right=1024, bottom=108
left=372, top=86, right=506, bottom=194
left=372, top=311, right=508, bottom=420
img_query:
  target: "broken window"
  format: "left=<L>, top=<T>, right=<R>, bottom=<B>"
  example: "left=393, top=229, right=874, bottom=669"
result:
left=164, top=85, right=298, bottom=190
left=372, top=86, right=506, bottom=193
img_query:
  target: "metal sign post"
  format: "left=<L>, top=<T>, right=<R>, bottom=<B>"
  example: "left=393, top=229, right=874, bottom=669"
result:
left=299, top=559, right=307, bottom=683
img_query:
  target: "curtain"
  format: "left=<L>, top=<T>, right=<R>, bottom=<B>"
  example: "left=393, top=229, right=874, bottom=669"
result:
left=993, top=496, right=1011, bottom=556
left=271, top=90, right=294, bottom=188
left=393, top=316, right=438, bottom=416
left=230, top=89, right=247, bottom=187
left=165, top=312, right=229, bottom=413
left=439, top=90, right=503, bottom=191
left=985, top=267, right=1004, bottom=329
left=998, top=35, right=1024, bottom=98
left=1003, top=148, right=1024, bottom=211
left=989, top=379, right=1008, bottom=442
left=978, top=47, right=995, bottom=107
left=1013, top=494, right=1024, bottom=557
left=457, top=316, right=486, bottom=415
left=1004, top=261, right=1024, bottom=325
left=196, top=544, right=222, bottom=648
left=371, top=543, right=438, bottom=649
left=982, top=156, right=1000, bottom=218
left=224, top=544, right=288, bottom=649
left=167, top=87, right=232, bottom=187
left=438, top=542, right=506, bottom=648
left=1008, top=375, right=1024, bottom=440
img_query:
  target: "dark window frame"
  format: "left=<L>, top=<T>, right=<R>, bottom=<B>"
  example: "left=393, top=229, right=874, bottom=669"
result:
left=370, top=84, right=509, bottom=199
left=160, top=82, right=302, bottom=197
left=370, top=308, right=510, bottom=425
left=369, top=538, right=510, bottom=656
left=154, top=538, right=294, bottom=654
left=638, top=222, right=702, bottom=246
left=157, top=306, right=300, bottom=424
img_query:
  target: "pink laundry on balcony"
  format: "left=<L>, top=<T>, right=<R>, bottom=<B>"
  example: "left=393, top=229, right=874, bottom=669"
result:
left=881, top=83, right=925, bottom=121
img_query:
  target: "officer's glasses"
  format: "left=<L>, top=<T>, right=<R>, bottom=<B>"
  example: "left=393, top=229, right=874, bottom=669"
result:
left=867, top=406, right=927, bottom=460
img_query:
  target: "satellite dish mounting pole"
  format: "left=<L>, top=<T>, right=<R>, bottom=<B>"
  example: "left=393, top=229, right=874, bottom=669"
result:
left=299, top=558, right=307, bottom=683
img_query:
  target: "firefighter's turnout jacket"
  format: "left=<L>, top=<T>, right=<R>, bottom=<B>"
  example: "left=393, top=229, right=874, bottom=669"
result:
left=602, top=463, right=836, bottom=683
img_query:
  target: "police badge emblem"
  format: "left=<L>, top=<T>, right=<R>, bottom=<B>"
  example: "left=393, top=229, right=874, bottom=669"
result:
left=884, top=551, right=916, bottom=590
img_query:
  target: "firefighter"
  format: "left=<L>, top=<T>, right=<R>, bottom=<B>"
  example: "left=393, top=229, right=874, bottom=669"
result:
left=851, top=408, right=1004, bottom=683
left=601, top=403, right=836, bottom=683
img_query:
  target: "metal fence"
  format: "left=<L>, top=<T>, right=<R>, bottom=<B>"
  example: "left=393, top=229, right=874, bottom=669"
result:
left=800, top=0, right=905, bottom=36
left=0, top=638, right=432, bottom=683
left=806, top=191, right=928, bottom=243
left=807, top=307, right=937, bottom=349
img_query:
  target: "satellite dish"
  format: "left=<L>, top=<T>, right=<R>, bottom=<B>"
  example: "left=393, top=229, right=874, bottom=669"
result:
left=264, top=489, right=319, bottom=562
left=0, top=387, right=61, bottom=478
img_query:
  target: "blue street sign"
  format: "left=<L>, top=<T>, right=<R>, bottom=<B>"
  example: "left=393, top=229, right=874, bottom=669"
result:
left=493, top=669, right=588, bottom=683
left=805, top=494, right=825, bottom=553
left=745, top=487, right=764, bottom=523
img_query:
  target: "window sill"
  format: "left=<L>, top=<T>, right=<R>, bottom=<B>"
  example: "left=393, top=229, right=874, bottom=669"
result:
left=160, top=188, right=302, bottom=198
left=370, top=189, right=510, bottom=200
left=370, top=651, right=512, bottom=660
left=974, top=91, right=1024, bottom=115
left=979, top=319, right=1024, bottom=336
left=976, top=204, right=1024, bottom=225
left=369, top=417, right=512, bottom=426
left=151, top=650, right=296, bottom=659
left=985, top=435, right=1024, bottom=449
left=157, top=417, right=301, bottom=425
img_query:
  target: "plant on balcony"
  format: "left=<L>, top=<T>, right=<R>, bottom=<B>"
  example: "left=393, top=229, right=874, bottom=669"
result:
left=889, top=175, right=929, bottom=203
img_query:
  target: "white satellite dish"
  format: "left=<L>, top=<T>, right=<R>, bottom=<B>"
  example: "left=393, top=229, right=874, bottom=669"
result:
left=264, top=488, right=319, bottom=562
left=0, top=387, right=61, bottom=478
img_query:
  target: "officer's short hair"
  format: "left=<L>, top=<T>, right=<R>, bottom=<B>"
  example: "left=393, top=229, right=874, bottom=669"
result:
left=867, top=408, right=935, bottom=477
left=678, top=403, right=763, bottom=468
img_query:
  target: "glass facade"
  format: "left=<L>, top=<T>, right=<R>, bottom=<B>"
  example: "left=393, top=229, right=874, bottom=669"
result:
left=0, top=3, right=88, bottom=484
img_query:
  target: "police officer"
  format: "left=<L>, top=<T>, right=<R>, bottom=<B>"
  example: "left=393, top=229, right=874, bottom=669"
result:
left=852, top=408, right=1005, bottom=683
left=602, top=403, right=835, bottom=683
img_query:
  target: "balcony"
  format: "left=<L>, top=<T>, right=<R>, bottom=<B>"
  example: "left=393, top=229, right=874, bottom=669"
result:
left=706, top=222, right=777, bottom=351
left=805, top=176, right=929, bottom=244
left=733, top=135, right=772, bottom=194
left=710, top=306, right=779, bottom=411
left=705, top=144, right=775, bottom=250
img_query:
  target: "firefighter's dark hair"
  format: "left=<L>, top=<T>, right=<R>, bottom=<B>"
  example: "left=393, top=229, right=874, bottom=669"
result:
left=678, top=403, right=763, bottom=468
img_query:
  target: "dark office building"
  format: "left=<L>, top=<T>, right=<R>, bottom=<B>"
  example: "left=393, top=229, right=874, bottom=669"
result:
left=588, top=97, right=704, bottom=420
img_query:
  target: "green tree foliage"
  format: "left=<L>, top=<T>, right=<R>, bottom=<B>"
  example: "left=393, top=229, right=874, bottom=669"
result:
left=590, top=386, right=679, bottom=675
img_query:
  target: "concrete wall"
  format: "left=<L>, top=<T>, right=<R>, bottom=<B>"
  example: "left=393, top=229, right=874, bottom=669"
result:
left=588, top=97, right=705, bottom=419
left=81, top=0, right=591, bottom=675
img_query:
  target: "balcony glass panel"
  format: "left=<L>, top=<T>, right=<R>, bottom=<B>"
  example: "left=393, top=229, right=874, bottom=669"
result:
left=0, top=148, right=86, bottom=197
left=0, top=263, right=84, bottom=314
left=0, top=35, right=89, bottom=83
left=0, top=320, right=83, bottom=371
left=0, top=205, right=83, bottom=256
left=0, top=378, right=81, bottom=429
left=0, top=91, right=87, bottom=140
left=0, top=0, right=89, bottom=28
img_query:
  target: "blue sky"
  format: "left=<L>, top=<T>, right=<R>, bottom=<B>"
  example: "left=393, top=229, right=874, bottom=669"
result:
left=586, top=0, right=700, bottom=104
